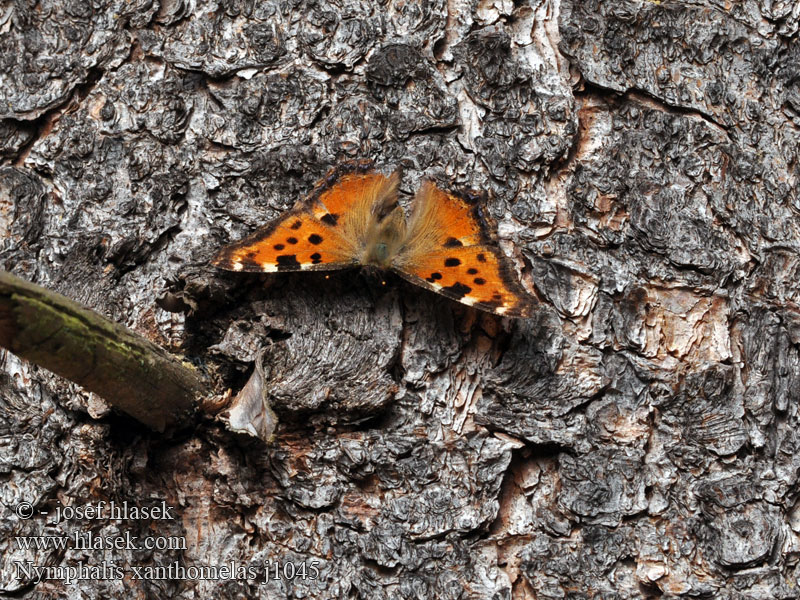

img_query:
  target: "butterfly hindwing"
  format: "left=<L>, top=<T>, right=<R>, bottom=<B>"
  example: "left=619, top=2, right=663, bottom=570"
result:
left=392, top=182, right=535, bottom=317
left=212, top=162, right=398, bottom=273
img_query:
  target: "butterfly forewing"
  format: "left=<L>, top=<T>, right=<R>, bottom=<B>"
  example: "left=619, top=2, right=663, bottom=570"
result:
left=212, top=166, right=398, bottom=273
left=392, top=182, right=535, bottom=317
left=211, top=209, right=355, bottom=272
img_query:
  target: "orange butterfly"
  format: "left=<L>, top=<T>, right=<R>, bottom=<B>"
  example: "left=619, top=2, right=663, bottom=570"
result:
left=212, top=161, right=536, bottom=317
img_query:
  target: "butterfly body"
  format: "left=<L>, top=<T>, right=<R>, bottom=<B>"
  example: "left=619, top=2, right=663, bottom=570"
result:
left=213, top=162, right=535, bottom=317
left=360, top=207, right=405, bottom=269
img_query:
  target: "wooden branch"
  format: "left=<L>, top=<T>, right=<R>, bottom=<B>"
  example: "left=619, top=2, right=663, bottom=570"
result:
left=0, top=270, right=206, bottom=431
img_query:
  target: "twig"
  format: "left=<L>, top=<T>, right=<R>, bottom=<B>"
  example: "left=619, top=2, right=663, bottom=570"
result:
left=0, top=270, right=205, bottom=431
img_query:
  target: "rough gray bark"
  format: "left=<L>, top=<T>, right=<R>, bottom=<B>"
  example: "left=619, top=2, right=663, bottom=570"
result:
left=1, top=0, right=799, bottom=598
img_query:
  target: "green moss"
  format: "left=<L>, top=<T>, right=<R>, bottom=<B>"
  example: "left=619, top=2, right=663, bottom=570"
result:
left=1, top=271, right=205, bottom=431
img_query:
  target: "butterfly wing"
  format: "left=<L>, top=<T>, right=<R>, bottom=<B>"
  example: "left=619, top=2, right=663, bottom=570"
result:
left=391, top=182, right=536, bottom=317
left=213, top=163, right=399, bottom=273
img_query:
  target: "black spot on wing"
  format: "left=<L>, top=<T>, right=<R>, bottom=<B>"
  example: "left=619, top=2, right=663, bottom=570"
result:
left=426, top=272, right=443, bottom=283
left=290, top=220, right=302, bottom=230
left=321, top=213, right=339, bottom=226
left=477, top=253, right=487, bottom=263
left=276, top=255, right=300, bottom=269
left=473, top=277, right=486, bottom=285
left=310, top=252, right=322, bottom=264
left=441, top=282, right=471, bottom=299
left=246, top=251, right=258, bottom=260
left=308, top=234, right=323, bottom=245
left=287, top=237, right=298, bottom=244
left=444, top=237, right=463, bottom=247
left=274, top=243, right=285, bottom=250
left=467, top=268, right=478, bottom=274
left=444, top=258, right=461, bottom=267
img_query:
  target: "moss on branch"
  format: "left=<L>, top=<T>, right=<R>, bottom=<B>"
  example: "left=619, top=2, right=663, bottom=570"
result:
left=0, top=270, right=205, bottom=430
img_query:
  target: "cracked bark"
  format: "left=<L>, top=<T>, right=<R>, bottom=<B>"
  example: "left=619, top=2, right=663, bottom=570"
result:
left=2, top=0, right=800, bottom=598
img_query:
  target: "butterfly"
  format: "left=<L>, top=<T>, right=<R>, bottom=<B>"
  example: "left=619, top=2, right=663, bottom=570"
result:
left=212, top=161, right=536, bottom=317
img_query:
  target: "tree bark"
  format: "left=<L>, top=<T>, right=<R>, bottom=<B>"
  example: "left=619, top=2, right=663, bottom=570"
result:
left=2, top=1, right=800, bottom=598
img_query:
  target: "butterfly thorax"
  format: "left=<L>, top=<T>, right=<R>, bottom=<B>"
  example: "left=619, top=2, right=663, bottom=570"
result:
left=370, top=242, right=391, bottom=266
